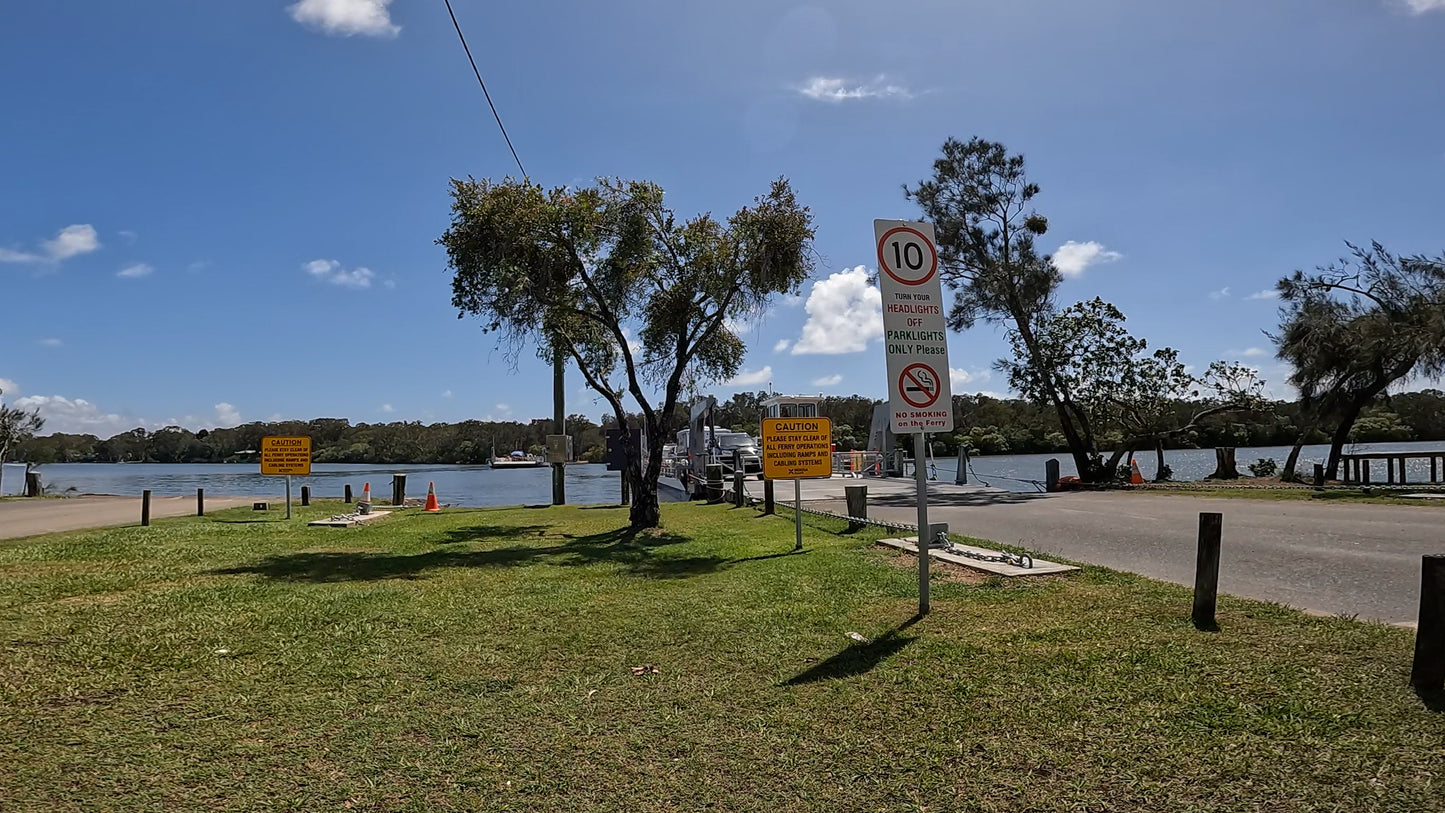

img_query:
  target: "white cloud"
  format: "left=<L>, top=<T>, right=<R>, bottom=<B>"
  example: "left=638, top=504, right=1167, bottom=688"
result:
left=772, top=339, right=792, bottom=354
left=442, top=389, right=453, bottom=398
left=187, top=260, right=210, bottom=273
left=11, top=394, right=138, bottom=436
left=950, top=368, right=992, bottom=389
left=1403, top=0, right=1445, bottom=13
left=38, top=338, right=63, bottom=348
left=1, top=224, right=101, bottom=264
left=791, top=266, right=883, bottom=355
left=0, top=378, right=18, bottom=396
left=289, top=0, right=400, bottom=37
left=779, top=294, right=804, bottom=307
left=797, top=76, right=912, bottom=102
left=1208, top=287, right=1231, bottom=301
left=383, top=279, right=397, bottom=289
left=118, top=229, right=138, bottom=244
left=1246, top=289, right=1280, bottom=301
left=811, top=374, right=842, bottom=387
left=380, top=403, right=395, bottom=413
left=1226, top=347, right=1267, bottom=358
left=1052, top=241, right=1121, bottom=277
left=214, top=402, right=241, bottom=427
left=304, top=258, right=374, bottom=289
left=41, top=225, right=100, bottom=260
left=0, top=248, right=41, bottom=263
left=726, top=366, right=773, bottom=388
left=116, top=263, right=154, bottom=279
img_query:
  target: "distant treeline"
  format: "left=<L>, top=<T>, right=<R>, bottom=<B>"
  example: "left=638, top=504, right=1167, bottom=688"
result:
left=17, top=389, right=1445, bottom=465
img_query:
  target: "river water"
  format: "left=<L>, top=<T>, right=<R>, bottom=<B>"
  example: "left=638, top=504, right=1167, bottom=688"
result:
left=3, top=440, right=1442, bottom=502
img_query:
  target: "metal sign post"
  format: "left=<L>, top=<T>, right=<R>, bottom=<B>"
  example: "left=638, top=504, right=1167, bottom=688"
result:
left=875, top=220, right=952, bottom=616
left=261, top=436, right=312, bottom=521
left=285, top=475, right=292, bottom=520
left=794, top=479, right=803, bottom=552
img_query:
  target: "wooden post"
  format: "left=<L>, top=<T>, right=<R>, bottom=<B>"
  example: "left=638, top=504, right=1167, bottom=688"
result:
left=844, top=485, right=868, bottom=531
left=1313, top=463, right=1325, bottom=488
left=1432, top=456, right=1439, bottom=484
left=763, top=479, right=775, bottom=515
left=705, top=464, right=724, bottom=503
left=391, top=474, right=407, bottom=506
left=197, top=488, right=205, bottom=517
left=300, top=485, right=310, bottom=507
left=733, top=470, right=746, bottom=507
left=1411, top=555, right=1445, bottom=695
left=141, top=490, right=152, bottom=527
left=1362, top=460, right=1371, bottom=485
left=1388, top=457, right=1397, bottom=485
left=24, top=471, right=42, bottom=497
left=1192, top=512, right=1223, bottom=631
left=344, top=483, right=353, bottom=503
left=954, top=448, right=968, bottom=485
left=1045, top=459, right=1061, bottom=492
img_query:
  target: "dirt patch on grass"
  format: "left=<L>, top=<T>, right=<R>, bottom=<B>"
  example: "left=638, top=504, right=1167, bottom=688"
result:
left=871, top=544, right=990, bottom=584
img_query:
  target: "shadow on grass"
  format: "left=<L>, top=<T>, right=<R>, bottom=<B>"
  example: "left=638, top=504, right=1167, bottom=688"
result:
left=1416, top=687, right=1445, bottom=714
left=733, top=549, right=811, bottom=564
left=784, top=616, right=921, bottom=686
left=213, top=525, right=727, bottom=583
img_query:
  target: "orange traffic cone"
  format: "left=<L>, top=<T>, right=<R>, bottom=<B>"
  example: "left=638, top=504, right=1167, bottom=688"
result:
left=424, top=481, right=440, bottom=512
left=1129, top=459, right=1144, bottom=485
left=358, top=482, right=372, bottom=513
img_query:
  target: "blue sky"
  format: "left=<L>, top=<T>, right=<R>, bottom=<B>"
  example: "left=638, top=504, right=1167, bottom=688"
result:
left=3, top=0, right=1443, bottom=436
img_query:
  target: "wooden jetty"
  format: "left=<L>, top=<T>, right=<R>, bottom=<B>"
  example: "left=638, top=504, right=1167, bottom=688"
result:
left=1340, top=451, right=1445, bottom=485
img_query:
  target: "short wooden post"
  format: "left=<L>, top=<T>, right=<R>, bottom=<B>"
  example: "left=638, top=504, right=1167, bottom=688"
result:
left=141, top=490, right=152, bottom=527
left=1432, top=456, right=1439, bottom=484
left=1045, top=459, right=1061, bottom=492
left=1411, top=555, right=1445, bottom=695
left=344, top=483, right=353, bottom=503
left=391, top=474, right=407, bottom=506
left=197, top=488, right=205, bottom=517
left=733, top=470, right=746, bottom=507
left=954, top=448, right=969, bottom=485
left=1192, top=512, right=1223, bottom=631
left=844, top=484, right=868, bottom=531
left=1362, top=460, right=1371, bottom=485
left=1313, top=463, right=1325, bottom=488
left=24, top=471, right=42, bottom=497
left=300, top=485, right=310, bottom=507
left=1388, top=458, right=1397, bottom=485
left=763, top=479, right=775, bottom=515
left=705, top=464, right=724, bottom=503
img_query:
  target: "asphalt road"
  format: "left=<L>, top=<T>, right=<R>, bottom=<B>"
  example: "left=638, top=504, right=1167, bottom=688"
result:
left=813, top=490, right=1445, bottom=624
left=0, top=495, right=259, bottom=541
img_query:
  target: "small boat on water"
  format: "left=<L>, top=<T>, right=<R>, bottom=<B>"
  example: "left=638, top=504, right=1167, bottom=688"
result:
left=491, top=450, right=545, bottom=469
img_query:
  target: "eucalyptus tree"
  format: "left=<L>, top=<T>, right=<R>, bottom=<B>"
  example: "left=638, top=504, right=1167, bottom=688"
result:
left=0, top=389, right=44, bottom=496
left=441, top=177, right=815, bottom=528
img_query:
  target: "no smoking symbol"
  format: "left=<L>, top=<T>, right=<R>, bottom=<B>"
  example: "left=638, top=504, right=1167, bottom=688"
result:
left=899, top=363, right=941, bottom=409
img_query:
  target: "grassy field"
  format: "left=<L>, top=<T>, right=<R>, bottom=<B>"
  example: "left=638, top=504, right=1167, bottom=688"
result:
left=1, top=500, right=1439, bottom=811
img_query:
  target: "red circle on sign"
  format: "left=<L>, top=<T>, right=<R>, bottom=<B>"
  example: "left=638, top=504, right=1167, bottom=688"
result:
left=898, top=363, right=941, bottom=409
left=877, top=226, right=938, bottom=286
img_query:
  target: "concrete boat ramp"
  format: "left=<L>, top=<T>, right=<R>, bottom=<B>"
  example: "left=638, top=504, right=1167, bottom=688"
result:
left=674, top=474, right=1019, bottom=504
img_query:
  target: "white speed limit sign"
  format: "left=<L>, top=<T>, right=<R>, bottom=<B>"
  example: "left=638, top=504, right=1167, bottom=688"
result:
left=876, top=223, right=938, bottom=286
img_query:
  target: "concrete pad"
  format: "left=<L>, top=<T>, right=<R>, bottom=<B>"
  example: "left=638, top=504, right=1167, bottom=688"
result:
left=879, top=536, right=1078, bottom=577
left=307, top=510, right=392, bottom=528
left=1401, top=493, right=1445, bottom=500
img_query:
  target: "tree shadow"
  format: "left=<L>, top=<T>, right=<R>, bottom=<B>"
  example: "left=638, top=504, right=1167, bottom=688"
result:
left=783, top=615, right=921, bottom=686
left=212, top=524, right=725, bottom=583
left=440, top=524, right=550, bottom=544
left=732, top=549, right=811, bottom=564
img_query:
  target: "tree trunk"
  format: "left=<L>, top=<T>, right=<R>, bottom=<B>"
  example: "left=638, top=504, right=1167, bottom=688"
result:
left=1010, top=317, right=1101, bottom=482
left=628, top=423, right=667, bottom=529
left=1153, top=440, right=1168, bottom=482
left=1325, top=397, right=1369, bottom=481
left=1207, top=447, right=1239, bottom=480
left=1281, top=433, right=1309, bottom=481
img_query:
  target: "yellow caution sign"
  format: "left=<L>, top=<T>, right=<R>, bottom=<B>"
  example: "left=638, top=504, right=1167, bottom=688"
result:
left=761, top=417, right=833, bottom=480
left=260, top=436, right=312, bottom=476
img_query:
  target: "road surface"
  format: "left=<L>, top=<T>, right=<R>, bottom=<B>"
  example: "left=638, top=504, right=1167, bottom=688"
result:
left=812, top=489, right=1444, bottom=624
left=0, top=495, right=259, bottom=541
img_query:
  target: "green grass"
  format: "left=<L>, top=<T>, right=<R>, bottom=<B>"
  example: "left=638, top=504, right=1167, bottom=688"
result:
left=0, top=500, right=1439, bottom=811
left=1135, top=484, right=1445, bottom=507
